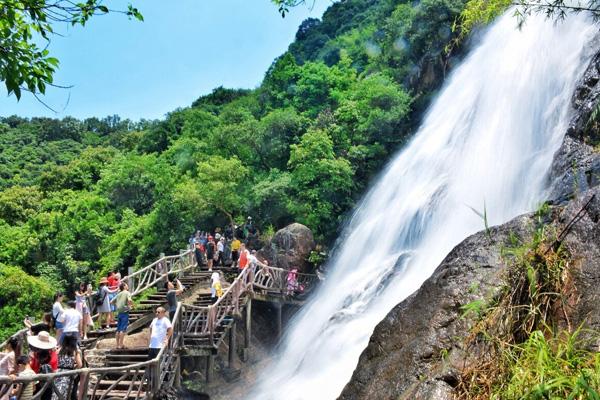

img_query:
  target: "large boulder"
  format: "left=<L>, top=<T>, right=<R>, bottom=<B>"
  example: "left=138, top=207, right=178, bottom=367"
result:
left=257, top=223, right=316, bottom=273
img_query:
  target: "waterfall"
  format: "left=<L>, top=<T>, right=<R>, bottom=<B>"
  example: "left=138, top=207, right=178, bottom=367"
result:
left=249, top=12, right=598, bottom=400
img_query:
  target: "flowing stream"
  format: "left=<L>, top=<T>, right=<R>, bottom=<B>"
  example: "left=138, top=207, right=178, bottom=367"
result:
left=250, top=12, right=598, bottom=400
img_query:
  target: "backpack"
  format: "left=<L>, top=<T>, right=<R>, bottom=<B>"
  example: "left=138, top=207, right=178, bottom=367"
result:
left=95, top=288, right=107, bottom=307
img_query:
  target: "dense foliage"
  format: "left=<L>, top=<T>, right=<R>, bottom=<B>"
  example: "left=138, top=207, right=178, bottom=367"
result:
left=0, top=0, right=470, bottom=334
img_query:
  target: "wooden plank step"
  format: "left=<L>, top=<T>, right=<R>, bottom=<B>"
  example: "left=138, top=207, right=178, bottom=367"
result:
left=93, top=381, right=145, bottom=390
left=106, top=361, right=145, bottom=367
left=105, top=354, right=148, bottom=361
left=183, top=331, right=225, bottom=339
left=88, top=388, right=146, bottom=400
left=106, top=347, right=149, bottom=354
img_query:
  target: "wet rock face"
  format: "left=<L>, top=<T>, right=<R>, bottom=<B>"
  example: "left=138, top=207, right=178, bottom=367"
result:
left=339, top=187, right=600, bottom=400
left=257, top=223, right=316, bottom=272
left=338, top=215, right=533, bottom=400
left=548, top=49, right=600, bottom=203
left=559, top=190, right=600, bottom=335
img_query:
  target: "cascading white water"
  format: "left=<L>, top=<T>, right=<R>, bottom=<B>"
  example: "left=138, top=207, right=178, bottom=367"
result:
left=250, top=12, right=598, bottom=400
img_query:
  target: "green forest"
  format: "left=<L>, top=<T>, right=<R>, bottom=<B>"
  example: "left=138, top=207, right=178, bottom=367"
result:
left=0, top=0, right=468, bottom=338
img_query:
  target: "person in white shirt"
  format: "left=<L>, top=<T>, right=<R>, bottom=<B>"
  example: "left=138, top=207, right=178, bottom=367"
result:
left=216, top=237, right=225, bottom=267
left=147, top=307, right=172, bottom=360
left=58, top=300, right=82, bottom=344
left=52, top=292, right=65, bottom=341
left=248, top=250, right=259, bottom=269
left=210, top=271, right=222, bottom=301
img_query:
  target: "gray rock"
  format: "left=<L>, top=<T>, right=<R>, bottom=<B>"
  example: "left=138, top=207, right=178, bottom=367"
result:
left=548, top=48, right=600, bottom=203
left=339, top=213, right=534, bottom=400
left=257, top=223, right=316, bottom=273
left=340, top=186, right=600, bottom=400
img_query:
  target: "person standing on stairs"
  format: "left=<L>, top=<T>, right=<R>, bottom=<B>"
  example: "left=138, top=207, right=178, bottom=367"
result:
left=216, top=237, right=225, bottom=267
left=51, top=292, right=65, bottom=343
left=231, top=237, right=241, bottom=268
left=97, top=278, right=118, bottom=330
left=210, top=271, right=223, bottom=303
left=206, top=236, right=216, bottom=272
left=238, top=243, right=250, bottom=270
left=51, top=335, right=82, bottom=400
left=112, top=282, right=133, bottom=350
left=75, top=283, right=92, bottom=340
left=147, top=307, right=173, bottom=360
left=166, top=279, right=184, bottom=321
left=58, top=301, right=82, bottom=344
left=9, top=355, right=35, bottom=400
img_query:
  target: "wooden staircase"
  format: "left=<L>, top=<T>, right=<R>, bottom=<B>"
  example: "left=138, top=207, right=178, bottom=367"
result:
left=83, top=272, right=211, bottom=348
left=88, top=348, right=149, bottom=400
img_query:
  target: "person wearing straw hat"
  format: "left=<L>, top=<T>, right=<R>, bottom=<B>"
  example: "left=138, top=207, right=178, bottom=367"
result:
left=27, top=331, right=58, bottom=373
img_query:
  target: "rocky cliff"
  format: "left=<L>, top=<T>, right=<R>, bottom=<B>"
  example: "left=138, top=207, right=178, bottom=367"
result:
left=339, top=41, right=600, bottom=400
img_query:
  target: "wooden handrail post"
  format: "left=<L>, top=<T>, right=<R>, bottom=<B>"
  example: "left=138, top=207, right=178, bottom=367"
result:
left=208, top=306, right=215, bottom=346
left=275, top=302, right=282, bottom=340
left=150, top=361, right=160, bottom=399
left=174, top=353, right=182, bottom=389
left=79, top=369, right=90, bottom=400
left=179, top=250, right=186, bottom=277
left=228, top=320, right=237, bottom=368
left=205, top=355, right=214, bottom=383
left=242, top=299, right=252, bottom=362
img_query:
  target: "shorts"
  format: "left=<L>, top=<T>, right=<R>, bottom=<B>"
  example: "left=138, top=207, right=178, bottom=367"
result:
left=109, top=293, right=117, bottom=312
left=232, top=250, right=239, bottom=261
left=60, top=331, right=80, bottom=345
left=116, top=313, right=129, bottom=332
left=148, top=347, right=161, bottom=360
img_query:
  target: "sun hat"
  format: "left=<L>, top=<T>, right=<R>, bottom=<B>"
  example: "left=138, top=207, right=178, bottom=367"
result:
left=27, top=331, right=57, bottom=350
left=99, top=277, right=108, bottom=284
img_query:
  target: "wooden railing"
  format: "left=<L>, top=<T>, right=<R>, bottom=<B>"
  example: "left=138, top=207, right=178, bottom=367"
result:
left=252, top=263, right=320, bottom=296
left=0, top=250, right=196, bottom=350
left=126, top=250, right=195, bottom=296
left=0, top=252, right=321, bottom=399
left=0, top=302, right=184, bottom=400
left=180, top=262, right=319, bottom=349
left=182, top=266, right=254, bottom=346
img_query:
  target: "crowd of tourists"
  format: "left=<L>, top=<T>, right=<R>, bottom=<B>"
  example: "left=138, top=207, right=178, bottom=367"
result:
left=190, top=218, right=263, bottom=273
left=0, top=218, right=271, bottom=398
left=0, top=302, right=174, bottom=400
left=0, top=271, right=138, bottom=399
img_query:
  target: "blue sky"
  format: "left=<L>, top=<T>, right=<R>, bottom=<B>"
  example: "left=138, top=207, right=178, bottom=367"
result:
left=0, top=1, right=330, bottom=120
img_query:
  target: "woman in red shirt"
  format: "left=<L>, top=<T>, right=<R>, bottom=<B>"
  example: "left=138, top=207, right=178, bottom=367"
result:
left=27, top=331, right=58, bottom=372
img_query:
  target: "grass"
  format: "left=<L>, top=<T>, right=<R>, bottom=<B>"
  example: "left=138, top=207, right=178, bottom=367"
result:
left=455, top=211, right=600, bottom=399
left=496, top=329, right=600, bottom=399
